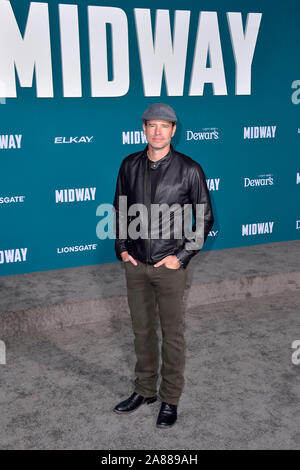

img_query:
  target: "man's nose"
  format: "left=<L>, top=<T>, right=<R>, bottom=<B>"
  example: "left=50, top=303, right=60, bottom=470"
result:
left=155, top=126, right=161, bottom=134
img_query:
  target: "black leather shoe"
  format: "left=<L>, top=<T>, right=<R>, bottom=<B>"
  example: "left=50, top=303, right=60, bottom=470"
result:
left=113, top=392, right=157, bottom=414
left=156, top=402, right=177, bottom=428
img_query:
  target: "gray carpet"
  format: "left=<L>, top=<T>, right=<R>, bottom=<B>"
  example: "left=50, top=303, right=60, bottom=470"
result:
left=1, top=241, right=300, bottom=337
left=1, top=290, right=299, bottom=449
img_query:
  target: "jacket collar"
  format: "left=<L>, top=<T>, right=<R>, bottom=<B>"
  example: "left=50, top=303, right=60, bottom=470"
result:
left=142, top=144, right=174, bottom=168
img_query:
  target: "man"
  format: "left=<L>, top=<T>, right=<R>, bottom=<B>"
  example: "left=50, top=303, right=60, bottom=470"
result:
left=112, top=103, right=214, bottom=428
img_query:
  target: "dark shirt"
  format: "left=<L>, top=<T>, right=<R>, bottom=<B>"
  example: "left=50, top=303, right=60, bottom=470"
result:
left=148, top=150, right=170, bottom=203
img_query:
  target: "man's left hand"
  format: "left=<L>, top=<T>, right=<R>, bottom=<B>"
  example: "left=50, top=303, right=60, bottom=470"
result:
left=154, top=255, right=181, bottom=269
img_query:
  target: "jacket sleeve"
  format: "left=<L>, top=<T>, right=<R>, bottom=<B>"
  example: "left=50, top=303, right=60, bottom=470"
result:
left=113, top=160, right=128, bottom=261
left=174, top=163, right=214, bottom=268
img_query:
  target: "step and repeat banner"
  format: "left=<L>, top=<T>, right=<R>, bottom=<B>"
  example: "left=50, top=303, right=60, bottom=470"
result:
left=0, top=0, right=299, bottom=275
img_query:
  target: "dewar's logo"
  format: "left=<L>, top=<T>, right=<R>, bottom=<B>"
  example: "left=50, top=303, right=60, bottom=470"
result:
left=186, top=129, right=219, bottom=141
left=244, top=174, right=274, bottom=188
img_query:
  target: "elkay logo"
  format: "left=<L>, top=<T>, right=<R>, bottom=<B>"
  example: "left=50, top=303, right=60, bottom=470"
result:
left=0, top=340, right=6, bottom=365
left=54, top=136, right=93, bottom=144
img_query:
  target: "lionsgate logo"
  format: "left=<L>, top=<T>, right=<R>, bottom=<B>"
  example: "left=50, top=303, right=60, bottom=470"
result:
left=186, top=128, right=219, bottom=141
left=297, top=172, right=300, bottom=184
left=54, top=136, right=94, bottom=144
left=242, top=221, right=274, bottom=236
left=0, top=195, right=25, bottom=204
left=244, top=126, right=276, bottom=139
left=55, top=187, right=96, bottom=203
left=296, top=220, right=300, bottom=230
left=0, top=134, right=22, bottom=149
left=96, top=196, right=205, bottom=250
left=122, top=131, right=147, bottom=145
left=57, top=243, right=97, bottom=254
left=244, top=174, right=274, bottom=188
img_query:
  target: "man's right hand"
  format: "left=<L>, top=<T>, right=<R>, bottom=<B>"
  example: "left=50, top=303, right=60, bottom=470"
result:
left=120, top=251, right=138, bottom=266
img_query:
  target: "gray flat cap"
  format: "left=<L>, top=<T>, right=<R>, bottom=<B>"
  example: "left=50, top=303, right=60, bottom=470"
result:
left=142, top=103, right=177, bottom=123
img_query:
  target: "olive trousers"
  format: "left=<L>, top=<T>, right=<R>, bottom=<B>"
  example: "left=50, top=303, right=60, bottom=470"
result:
left=124, top=260, right=188, bottom=406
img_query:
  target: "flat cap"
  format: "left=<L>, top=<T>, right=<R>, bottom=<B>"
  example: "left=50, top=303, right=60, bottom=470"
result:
left=142, top=103, right=177, bottom=123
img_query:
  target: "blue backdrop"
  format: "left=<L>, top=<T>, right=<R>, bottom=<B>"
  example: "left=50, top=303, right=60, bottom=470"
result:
left=0, top=0, right=299, bottom=275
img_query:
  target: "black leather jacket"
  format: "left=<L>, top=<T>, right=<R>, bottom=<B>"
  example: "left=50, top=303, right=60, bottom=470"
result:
left=113, top=145, right=214, bottom=269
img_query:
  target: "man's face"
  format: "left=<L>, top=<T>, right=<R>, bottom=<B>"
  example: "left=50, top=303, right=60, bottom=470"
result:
left=143, top=119, right=176, bottom=151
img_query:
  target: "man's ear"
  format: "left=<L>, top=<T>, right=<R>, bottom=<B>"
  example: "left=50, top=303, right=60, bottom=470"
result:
left=172, top=124, right=177, bottom=137
left=143, top=122, right=146, bottom=133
